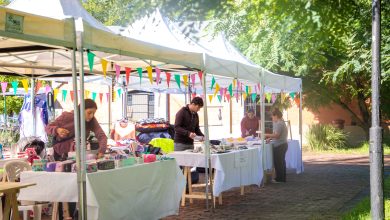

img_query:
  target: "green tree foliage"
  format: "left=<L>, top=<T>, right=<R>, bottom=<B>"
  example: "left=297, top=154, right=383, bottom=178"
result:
left=84, top=0, right=389, bottom=134
left=0, top=76, right=23, bottom=115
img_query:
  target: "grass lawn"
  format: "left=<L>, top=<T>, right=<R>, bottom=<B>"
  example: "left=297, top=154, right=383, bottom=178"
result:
left=342, top=176, right=390, bottom=220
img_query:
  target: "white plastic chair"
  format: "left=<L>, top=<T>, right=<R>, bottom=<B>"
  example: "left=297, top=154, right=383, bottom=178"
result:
left=2, top=160, right=47, bottom=220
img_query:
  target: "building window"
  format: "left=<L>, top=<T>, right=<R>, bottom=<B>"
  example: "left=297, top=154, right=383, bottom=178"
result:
left=127, top=91, right=154, bottom=121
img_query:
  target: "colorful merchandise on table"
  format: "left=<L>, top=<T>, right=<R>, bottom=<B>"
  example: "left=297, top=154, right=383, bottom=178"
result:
left=46, top=162, right=57, bottom=172
left=97, top=159, right=115, bottom=170
left=32, top=159, right=47, bottom=171
left=143, top=154, right=156, bottom=163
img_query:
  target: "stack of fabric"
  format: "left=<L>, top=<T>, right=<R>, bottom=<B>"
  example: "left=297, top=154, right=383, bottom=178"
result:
left=135, top=118, right=171, bottom=144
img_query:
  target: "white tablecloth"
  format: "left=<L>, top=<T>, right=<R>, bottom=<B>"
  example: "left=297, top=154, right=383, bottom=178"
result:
left=168, top=148, right=263, bottom=196
left=262, top=140, right=303, bottom=174
left=18, top=160, right=185, bottom=220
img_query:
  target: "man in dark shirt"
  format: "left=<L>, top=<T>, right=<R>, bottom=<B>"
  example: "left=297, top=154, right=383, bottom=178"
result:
left=174, top=97, right=204, bottom=151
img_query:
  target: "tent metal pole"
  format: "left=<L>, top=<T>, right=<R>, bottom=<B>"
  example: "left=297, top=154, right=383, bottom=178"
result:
left=75, top=17, right=87, bottom=220
left=31, top=78, right=36, bottom=136
left=202, top=54, right=211, bottom=211
left=299, top=90, right=303, bottom=173
left=3, top=95, right=6, bottom=128
left=260, top=69, right=266, bottom=184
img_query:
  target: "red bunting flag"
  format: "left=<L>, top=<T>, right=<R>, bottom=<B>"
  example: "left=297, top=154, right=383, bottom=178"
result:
left=99, top=93, right=103, bottom=103
left=198, top=71, right=203, bottom=84
left=125, top=67, right=131, bottom=85
left=166, top=72, right=171, bottom=87
left=70, top=91, right=74, bottom=102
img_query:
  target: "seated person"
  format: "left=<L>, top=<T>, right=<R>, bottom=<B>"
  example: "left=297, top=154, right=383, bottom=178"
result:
left=112, top=118, right=136, bottom=141
left=241, top=109, right=259, bottom=137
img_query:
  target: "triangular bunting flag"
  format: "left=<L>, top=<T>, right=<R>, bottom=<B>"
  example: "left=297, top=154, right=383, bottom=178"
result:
left=137, top=68, right=143, bottom=84
left=106, top=93, right=110, bottom=102
left=117, top=88, right=122, bottom=97
left=146, top=66, right=153, bottom=84
left=217, top=95, right=222, bottom=102
left=92, top=92, right=97, bottom=101
left=1, top=82, right=8, bottom=95
left=271, top=93, right=277, bottom=103
left=62, top=90, right=67, bottom=102
left=183, top=75, right=188, bottom=87
left=243, top=92, right=247, bottom=100
left=45, top=85, right=51, bottom=94
left=289, top=92, right=296, bottom=100
left=245, top=85, right=249, bottom=95
left=228, top=84, right=233, bottom=97
left=248, top=86, right=252, bottom=94
left=226, top=94, right=231, bottom=102
left=233, top=79, right=237, bottom=88
left=198, top=71, right=203, bottom=84
left=53, top=88, right=59, bottom=100
left=115, top=64, right=121, bottom=81
left=101, top=59, right=108, bottom=78
left=213, top=83, right=220, bottom=97
left=294, top=96, right=300, bottom=106
left=208, top=94, right=213, bottom=103
left=85, top=90, right=90, bottom=98
left=99, top=93, right=103, bottom=103
left=251, top=93, right=257, bottom=102
left=219, top=87, right=224, bottom=97
left=174, top=74, right=181, bottom=89
left=190, top=74, right=196, bottom=88
left=191, top=93, right=196, bottom=99
left=87, top=51, right=95, bottom=73
left=155, top=67, right=161, bottom=85
left=70, top=91, right=74, bottom=102
left=35, top=81, right=42, bottom=94
left=210, top=76, right=216, bottom=90
left=166, top=72, right=171, bottom=87
left=125, top=67, right=131, bottom=85
left=266, top=93, right=272, bottom=103
left=21, top=79, right=29, bottom=93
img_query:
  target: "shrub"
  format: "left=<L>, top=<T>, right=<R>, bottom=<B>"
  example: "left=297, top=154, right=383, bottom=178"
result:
left=306, top=124, right=347, bottom=150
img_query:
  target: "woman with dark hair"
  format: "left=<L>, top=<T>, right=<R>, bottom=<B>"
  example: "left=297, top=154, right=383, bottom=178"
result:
left=240, top=109, right=259, bottom=137
left=46, top=99, right=107, bottom=160
left=265, top=108, right=288, bottom=183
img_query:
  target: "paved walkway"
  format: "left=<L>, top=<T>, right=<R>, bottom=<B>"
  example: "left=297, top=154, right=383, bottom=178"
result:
left=164, top=153, right=390, bottom=220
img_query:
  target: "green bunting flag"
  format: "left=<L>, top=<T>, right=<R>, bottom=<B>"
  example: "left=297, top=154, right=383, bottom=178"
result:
left=228, top=84, right=233, bottom=97
left=210, top=76, right=216, bottom=90
left=251, top=93, right=257, bottom=102
left=174, top=74, right=181, bottom=89
left=137, top=68, right=143, bottom=84
left=289, top=92, right=296, bottom=100
left=246, top=85, right=249, bottom=95
left=62, top=90, right=67, bottom=102
left=117, top=88, right=122, bottom=97
left=11, top=81, right=18, bottom=94
left=87, top=51, right=95, bottom=73
left=92, top=92, right=97, bottom=101
left=217, top=95, right=222, bottom=102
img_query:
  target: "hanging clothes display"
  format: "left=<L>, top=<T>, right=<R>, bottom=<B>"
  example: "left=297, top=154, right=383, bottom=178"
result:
left=18, top=93, right=48, bottom=142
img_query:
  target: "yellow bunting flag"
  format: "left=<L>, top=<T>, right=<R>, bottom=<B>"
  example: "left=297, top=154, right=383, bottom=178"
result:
left=233, top=79, right=237, bottom=88
left=21, top=79, right=29, bottom=93
left=213, top=83, right=220, bottom=97
left=101, top=59, right=108, bottom=78
left=183, top=75, right=188, bottom=87
left=146, top=66, right=153, bottom=84
left=54, top=88, right=59, bottom=100
left=85, top=90, right=90, bottom=98
left=208, top=94, right=213, bottom=103
left=243, top=92, right=247, bottom=100
left=248, top=86, right=252, bottom=94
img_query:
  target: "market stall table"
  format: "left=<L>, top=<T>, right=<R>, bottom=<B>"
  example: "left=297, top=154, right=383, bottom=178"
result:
left=18, top=160, right=185, bottom=220
left=0, top=182, right=36, bottom=220
left=168, top=148, right=263, bottom=205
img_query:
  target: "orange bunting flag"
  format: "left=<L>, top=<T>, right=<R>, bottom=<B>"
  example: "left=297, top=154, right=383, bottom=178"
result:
left=166, top=72, right=171, bottom=87
left=21, top=79, right=29, bottom=93
left=101, top=59, right=108, bottom=78
left=208, top=94, right=213, bottom=103
left=70, top=91, right=74, bottom=102
left=146, top=66, right=153, bottom=84
left=125, top=67, right=131, bottom=85
left=99, top=93, right=103, bottom=103
left=294, top=96, right=300, bottom=106
left=242, top=92, right=247, bottom=100
left=183, top=75, right=188, bottom=87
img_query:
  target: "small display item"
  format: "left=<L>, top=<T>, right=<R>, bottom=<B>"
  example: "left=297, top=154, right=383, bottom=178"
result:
left=143, top=154, right=156, bottom=163
left=55, top=162, right=64, bottom=172
left=46, top=162, right=57, bottom=172
left=97, top=160, right=115, bottom=170
left=63, top=160, right=76, bottom=172
left=32, top=159, right=47, bottom=171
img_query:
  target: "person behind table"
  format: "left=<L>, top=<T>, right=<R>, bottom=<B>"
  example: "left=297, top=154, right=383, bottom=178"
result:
left=265, top=108, right=288, bottom=183
left=174, top=97, right=205, bottom=151
left=113, top=118, right=136, bottom=141
left=46, top=98, right=107, bottom=160
left=241, top=109, right=259, bottom=137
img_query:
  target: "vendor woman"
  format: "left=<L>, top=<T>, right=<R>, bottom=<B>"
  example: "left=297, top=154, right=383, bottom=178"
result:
left=46, top=99, right=107, bottom=160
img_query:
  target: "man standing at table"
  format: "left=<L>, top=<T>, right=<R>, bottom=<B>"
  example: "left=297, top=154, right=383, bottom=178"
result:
left=174, top=97, right=205, bottom=151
